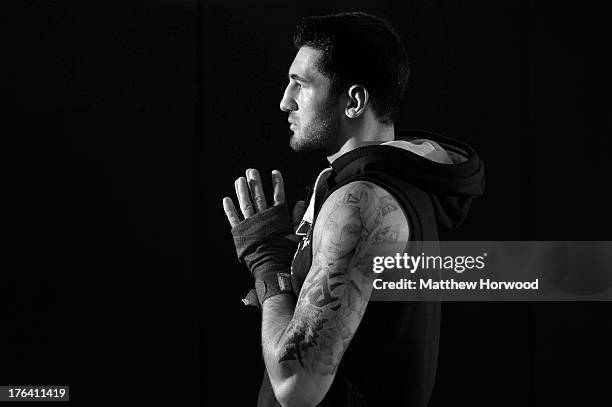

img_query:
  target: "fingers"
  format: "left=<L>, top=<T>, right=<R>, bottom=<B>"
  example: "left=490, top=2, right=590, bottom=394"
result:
left=292, top=200, right=306, bottom=230
left=222, top=197, right=241, bottom=228
left=272, top=170, right=286, bottom=206
left=226, top=169, right=285, bottom=225
left=235, top=177, right=255, bottom=218
left=246, top=168, right=267, bottom=212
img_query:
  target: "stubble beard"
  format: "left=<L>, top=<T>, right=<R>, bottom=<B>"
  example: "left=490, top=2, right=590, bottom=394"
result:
left=289, top=100, right=340, bottom=153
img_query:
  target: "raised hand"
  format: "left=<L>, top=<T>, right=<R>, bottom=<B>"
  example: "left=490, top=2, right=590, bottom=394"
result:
left=223, top=169, right=305, bottom=240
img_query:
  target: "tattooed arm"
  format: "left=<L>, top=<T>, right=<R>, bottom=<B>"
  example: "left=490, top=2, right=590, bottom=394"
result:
left=261, top=181, right=409, bottom=407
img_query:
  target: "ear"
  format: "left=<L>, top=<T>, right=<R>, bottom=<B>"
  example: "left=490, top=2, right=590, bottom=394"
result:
left=345, top=84, right=369, bottom=119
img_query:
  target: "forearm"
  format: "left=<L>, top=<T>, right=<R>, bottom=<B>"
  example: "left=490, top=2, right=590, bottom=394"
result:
left=262, top=293, right=295, bottom=369
left=262, top=294, right=321, bottom=407
left=261, top=294, right=297, bottom=387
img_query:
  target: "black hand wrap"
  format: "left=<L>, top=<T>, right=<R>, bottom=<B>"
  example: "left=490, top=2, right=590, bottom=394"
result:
left=231, top=204, right=297, bottom=309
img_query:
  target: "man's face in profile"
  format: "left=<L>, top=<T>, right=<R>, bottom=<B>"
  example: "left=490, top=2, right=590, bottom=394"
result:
left=280, top=46, right=341, bottom=152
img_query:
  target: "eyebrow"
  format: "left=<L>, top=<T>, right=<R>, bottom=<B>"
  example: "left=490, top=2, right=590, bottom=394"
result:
left=289, top=73, right=309, bottom=83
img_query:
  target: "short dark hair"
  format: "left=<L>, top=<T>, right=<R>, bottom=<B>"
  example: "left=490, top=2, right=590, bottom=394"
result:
left=294, top=12, right=410, bottom=125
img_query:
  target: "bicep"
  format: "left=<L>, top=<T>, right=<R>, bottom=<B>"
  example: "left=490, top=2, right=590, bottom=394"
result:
left=278, top=181, right=409, bottom=379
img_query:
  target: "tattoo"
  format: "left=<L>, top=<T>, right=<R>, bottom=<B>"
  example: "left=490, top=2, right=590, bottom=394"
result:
left=278, top=182, right=408, bottom=375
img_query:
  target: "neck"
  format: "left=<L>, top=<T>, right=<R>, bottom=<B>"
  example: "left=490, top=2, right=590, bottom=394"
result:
left=327, top=118, right=395, bottom=163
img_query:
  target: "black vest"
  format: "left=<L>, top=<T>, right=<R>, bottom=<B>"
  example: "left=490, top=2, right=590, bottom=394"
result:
left=258, top=165, right=441, bottom=407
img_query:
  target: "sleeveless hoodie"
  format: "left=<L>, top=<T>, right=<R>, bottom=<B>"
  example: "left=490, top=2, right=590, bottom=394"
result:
left=258, top=129, right=485, bottom=406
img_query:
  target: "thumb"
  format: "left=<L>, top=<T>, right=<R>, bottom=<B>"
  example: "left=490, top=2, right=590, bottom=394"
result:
left=292, top=200, right=306, bottom=230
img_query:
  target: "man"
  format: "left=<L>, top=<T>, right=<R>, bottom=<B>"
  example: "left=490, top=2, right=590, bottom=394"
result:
left=223, top=12, right=484, bottom=406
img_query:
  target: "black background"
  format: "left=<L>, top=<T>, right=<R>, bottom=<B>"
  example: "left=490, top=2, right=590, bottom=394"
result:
left=6, top=0, right=612, bottom=405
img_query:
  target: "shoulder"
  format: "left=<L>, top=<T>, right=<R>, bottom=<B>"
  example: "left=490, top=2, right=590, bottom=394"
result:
left=317, top=181, right=409, bottom=232
left=312, top=181, right=410, bottom=274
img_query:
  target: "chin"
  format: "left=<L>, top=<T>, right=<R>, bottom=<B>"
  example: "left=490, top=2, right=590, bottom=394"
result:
left=290, top=123, right=337, bottom=152
left=289, top=134, right=305, bottom=152
left=289, top=134, right=309, bottom=152
left=290, top=139, right=325, bottom=153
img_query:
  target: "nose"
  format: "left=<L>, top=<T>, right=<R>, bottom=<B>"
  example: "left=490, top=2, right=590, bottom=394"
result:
left=279, top=84, right=297, bottom=112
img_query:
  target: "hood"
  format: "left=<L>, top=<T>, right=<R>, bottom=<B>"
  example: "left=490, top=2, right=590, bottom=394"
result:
left=328, top=129, right=485, bottom=230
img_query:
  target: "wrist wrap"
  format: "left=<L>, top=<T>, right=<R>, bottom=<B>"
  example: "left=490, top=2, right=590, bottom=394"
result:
left=231, top=204, right=297, bottom=308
